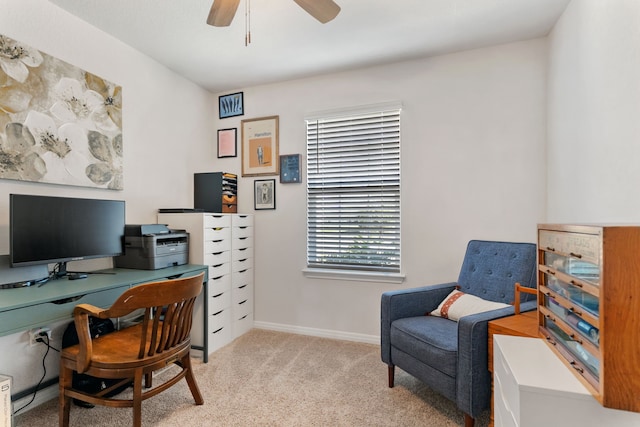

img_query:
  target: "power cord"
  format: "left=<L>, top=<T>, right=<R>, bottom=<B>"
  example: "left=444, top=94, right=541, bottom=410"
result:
left=13, top=332, right=58, bottom=415
left=36, top=333, right=60, bottom=352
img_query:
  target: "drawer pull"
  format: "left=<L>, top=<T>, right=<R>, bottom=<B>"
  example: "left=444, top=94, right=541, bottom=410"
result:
left=212, top=275, right=224, bottom=280
left=239, top=299, right=248, bottom=305
left=570, top=361, right=584, bottom=374
left=569, top=334, right=583, bottom=345
left=569, top=252, right=583, bottom=259
left=212, top=310, right=224, bottom=316
left=568, top=306, right=582, bottom=316
left=212, top=293, right=224, bottom=298
left=546, top=269, right=556, bottom=275
left=213, top=327, right=224, bottom=334
left=569, top=279, right=583, bottom=288
left=545, top=335, right=557, bottom=345
left=546, top=246, right=556, bottom=252
left=239, top=269, right=248, bottom=273
left=238, top=284, right=247, bottom=289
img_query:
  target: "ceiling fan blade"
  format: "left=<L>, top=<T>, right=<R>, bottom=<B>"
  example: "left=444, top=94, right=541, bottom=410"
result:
left=293, top=0, right=341, bottom=24
left=207, top=0, right=241, bottom=27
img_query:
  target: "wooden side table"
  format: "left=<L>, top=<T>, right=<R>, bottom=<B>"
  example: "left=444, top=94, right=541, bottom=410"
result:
left=488, top=311, right=539, bottom=426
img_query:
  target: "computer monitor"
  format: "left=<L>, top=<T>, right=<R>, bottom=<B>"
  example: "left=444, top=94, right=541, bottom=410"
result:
left=10, top=194, right=125, bottom=277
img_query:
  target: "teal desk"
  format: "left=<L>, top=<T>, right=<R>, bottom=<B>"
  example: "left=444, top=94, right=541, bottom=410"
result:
left=0, top=264, right=210, bottom=362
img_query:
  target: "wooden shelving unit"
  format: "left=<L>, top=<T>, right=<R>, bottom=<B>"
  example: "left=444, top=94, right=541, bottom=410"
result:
left=537, top=224, right=640, bottom=412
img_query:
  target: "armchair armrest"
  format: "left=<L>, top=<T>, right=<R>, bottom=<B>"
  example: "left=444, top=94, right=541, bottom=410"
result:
left=380, top=282, right=457, bottom=364
left=456, top=305, right=516, bottom=417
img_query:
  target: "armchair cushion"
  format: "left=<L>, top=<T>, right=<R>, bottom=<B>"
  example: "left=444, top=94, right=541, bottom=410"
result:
left=430, top=289, right=510, bottom=321
left=391, top=316, right=458, bottom=377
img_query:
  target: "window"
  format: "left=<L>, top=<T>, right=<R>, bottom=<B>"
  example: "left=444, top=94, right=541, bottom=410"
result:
left=305, top=102, right=401, bottom=280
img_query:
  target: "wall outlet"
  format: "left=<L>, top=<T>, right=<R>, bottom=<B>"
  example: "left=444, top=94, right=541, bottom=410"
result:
left=28, top=327, right=51, bottom=346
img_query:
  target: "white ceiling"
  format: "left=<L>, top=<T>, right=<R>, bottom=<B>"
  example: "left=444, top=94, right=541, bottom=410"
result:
left=48, top=0, right=570, bottom=94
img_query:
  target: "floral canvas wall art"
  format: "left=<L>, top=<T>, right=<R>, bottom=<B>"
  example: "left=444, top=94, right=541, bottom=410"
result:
left=0, top=34, right=123, bottom=189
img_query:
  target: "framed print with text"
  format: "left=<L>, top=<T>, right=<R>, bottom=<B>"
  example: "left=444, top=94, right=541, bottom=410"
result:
left=217, top=128, right=237, bottom=158
left=241, top=115, right=279, bottom=177
left=280, top=154, right=301, bottom=183
left=254, top=179, right=276, bottom=210
left=219, top=92, right=243, bottom=119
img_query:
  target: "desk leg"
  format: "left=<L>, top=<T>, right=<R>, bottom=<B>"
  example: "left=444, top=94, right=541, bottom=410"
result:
left=202, top=276, right=208, bottom=363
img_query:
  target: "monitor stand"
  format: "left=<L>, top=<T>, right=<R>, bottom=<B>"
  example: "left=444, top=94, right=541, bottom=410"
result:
left=51, top=261, right=116, bottom=280
left=54, top=261, right=69, bottom=279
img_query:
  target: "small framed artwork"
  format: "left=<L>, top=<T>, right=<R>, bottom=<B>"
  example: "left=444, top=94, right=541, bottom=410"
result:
left=254, top=179, right=276, bottom=210
left=241, top=115, right=279, bottom=177
left=219, top=92, right=244, bottom=119
left=280, top=154, right=301, bottom=183
left=217, top=128, right=237, bottom=158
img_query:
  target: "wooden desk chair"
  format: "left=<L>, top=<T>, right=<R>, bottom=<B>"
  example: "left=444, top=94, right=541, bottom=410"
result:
left=59, top=272, right=205, bottom=427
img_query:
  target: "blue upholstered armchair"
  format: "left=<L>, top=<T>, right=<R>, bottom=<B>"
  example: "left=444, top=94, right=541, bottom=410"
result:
left=381, top=240, right=537, bottom=427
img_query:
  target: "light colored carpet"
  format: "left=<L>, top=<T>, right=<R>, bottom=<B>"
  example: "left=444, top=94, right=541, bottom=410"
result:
left=16, top=328, right=490, bottom=426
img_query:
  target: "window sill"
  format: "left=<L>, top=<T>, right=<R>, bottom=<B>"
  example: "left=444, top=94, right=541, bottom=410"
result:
left=302, top=268, right=405, bottom=284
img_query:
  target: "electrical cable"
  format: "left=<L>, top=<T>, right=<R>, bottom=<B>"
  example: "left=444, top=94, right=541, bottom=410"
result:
left=37, top=334, right=60, bottom=353
left=12, top=333, right=54, bottom=415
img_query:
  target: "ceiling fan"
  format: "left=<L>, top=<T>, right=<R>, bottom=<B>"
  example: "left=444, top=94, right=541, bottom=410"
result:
left=207, top=0, right=341, bottom=27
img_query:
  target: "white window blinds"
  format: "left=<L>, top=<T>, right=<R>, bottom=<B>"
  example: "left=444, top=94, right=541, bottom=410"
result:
left=305, top=103, right=401, bottom=273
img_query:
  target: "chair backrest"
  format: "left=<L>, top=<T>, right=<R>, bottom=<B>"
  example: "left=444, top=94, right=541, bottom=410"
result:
left=91, top=273, right=203, bottom=359
left=457, top=240, right=536, bottom=305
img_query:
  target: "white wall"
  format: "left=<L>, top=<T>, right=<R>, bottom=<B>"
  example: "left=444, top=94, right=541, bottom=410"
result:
left=0, top=0, right=216, bottom=398
left=547, top=0, right=640, bottom=222
left=219, top=39, right=548, bottom=342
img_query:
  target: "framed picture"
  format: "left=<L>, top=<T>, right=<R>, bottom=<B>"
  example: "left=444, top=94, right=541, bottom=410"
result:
left=241, top=115, right=279, bottom=177
left=280, top=154, right=301, bottom=183
left=219, top=92, right=244, bottom=119
left=217, top=128, right=237, bottom=158
left=254, top=179, right=276, bottom=210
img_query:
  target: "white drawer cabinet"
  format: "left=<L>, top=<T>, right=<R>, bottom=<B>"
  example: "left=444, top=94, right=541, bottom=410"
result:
left=157, top=213, right=232, bottom=357
left=231, top=214, right=254, bottom=338
left=157, top=212, right=254, bottom=359
left=493, top=335, right=640, bottom=427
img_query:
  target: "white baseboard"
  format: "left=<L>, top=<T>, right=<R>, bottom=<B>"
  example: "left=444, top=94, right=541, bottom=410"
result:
left=253, top=321, right=380, bottom=345
left=13, top=383, right=58, bottom=415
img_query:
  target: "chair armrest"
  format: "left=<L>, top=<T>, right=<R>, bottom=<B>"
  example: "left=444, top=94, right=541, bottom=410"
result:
left=380, top=282, right=457, bottom=364
left=456, top=304, right=524, bottom=417
left=72, top=303, right=105, bottom=373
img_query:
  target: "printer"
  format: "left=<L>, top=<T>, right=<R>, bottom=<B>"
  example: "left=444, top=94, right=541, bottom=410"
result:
left=114, top=224, right=189, bottom=270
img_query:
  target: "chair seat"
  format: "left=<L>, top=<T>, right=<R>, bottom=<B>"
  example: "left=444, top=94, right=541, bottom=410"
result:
left=61, top=322, right=188, bottom=373
left=390, top=316, right=458, bottom=378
